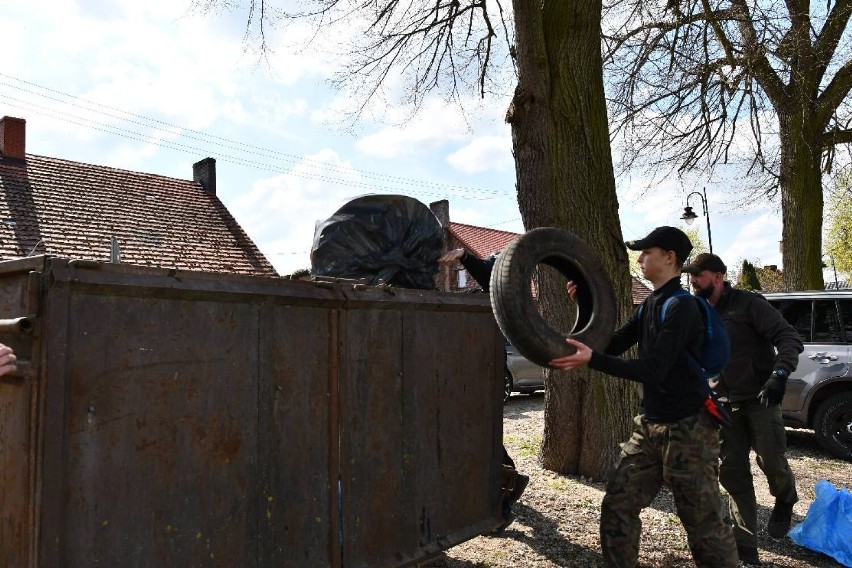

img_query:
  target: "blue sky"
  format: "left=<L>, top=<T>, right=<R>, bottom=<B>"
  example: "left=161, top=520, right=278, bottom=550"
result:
left=0, top=0, right=790, bottom=277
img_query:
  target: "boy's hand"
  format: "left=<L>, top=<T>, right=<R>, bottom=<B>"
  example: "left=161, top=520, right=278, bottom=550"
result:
left=566, top=280, right=578, bottom=302
left=549, top=338, right=592, bottom=370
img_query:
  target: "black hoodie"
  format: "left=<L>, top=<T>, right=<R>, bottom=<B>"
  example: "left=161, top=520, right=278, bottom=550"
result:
left=589, top=277, right=707, bottom=422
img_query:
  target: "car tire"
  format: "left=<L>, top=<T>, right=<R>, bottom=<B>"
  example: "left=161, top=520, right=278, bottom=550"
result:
left=489, top=227, right=616, bottom=367
left=504, top=370, right=513, bottom=403
left=813, top=392, right=852, bottom=461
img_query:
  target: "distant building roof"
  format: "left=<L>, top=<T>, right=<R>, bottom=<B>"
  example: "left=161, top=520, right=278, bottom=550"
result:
left=449, top=222, right=520, bottom=259
left=0, top=116, right=276, bottom=276
left=632, top=276, right=652, bottom=303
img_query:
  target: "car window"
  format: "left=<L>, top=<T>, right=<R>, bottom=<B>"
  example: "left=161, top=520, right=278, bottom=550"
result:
left=813, top=300, right=843, bottom=343
left=839, top=300, right=852, bottom=344
left=772, top=299, right=812, bottom=343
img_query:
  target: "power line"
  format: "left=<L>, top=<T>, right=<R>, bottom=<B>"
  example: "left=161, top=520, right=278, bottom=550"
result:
left=0, top=73, right=515, bottom=200
left=3, top=94, right=499, bottom=200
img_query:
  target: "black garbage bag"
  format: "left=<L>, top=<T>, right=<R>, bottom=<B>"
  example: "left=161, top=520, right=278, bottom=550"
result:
left=310, top=194, right=443, bottom=289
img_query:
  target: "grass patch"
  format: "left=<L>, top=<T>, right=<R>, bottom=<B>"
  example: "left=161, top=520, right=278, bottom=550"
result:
left=516, top=435, right=542, bottom=457
left=503, top=434, right=542, bottom=457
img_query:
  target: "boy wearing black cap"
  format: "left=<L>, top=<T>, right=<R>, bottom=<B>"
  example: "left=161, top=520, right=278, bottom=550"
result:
left=552, top=226, right=737, bottom=568
left=685, top=253, right=803, bottom=565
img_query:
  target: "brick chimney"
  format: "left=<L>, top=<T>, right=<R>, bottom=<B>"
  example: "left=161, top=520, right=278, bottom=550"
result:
left=0, top=116, right=26, bottom=160
left=429, top=199, right=449, bottom=227
left=430, top=199, right=453, bottom=291
left=193, top=157, right=216, bottom=195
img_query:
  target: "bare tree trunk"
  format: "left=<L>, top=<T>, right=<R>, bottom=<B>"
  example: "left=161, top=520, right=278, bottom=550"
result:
left=507, top=0, right=638, bottom=479
left=779, top=110, right=825, bottom=291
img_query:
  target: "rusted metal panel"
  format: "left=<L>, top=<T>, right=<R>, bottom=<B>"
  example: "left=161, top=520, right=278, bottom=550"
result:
left=398, top=310, right=503, bottom=546
left=339, top=306, right=503, bottom=567
left=59, top=294, right=260, bottom=565
left=0, top=259, right=46, bottom=568
left=262, top=303, right=338, bottom=567
left=0, top=258, right=503, bottom=567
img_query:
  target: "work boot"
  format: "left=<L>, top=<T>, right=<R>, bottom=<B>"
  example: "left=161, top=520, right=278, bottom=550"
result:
left=492, top=504, right=515, bottom=533
left=492, top=468, right=527, bottom=534
left=736, top=544, right=761, bottom=565
left=509, top=474, right=529, bottom=504
left=767, top=500, right=795, bottom=538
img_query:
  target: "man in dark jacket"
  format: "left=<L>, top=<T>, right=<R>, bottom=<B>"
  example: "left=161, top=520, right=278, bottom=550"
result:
left=684, top=253, right=804, bottom=566
left=551, top=227, right=737, bottom=568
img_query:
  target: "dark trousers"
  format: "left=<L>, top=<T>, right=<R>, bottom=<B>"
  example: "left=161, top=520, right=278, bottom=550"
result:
left=719, top=400, right=798, bottom=548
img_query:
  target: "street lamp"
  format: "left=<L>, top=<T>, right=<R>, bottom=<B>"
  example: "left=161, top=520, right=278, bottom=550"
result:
left=680, top=186, right=713, bottom=254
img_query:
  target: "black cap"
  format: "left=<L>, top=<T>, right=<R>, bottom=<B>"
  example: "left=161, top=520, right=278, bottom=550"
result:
left=625, top=226, right=693, bottom=263
left=683, top=252, right=727, bottom=274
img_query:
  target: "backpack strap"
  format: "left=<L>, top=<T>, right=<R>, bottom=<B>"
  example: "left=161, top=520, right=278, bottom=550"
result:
left=649, top=289, right=713, bottom=393
left=639, top=289, right=728, bottom=425
left=659, top=288, right=691, bottom=322
left=637, top=288, right=688, bottom=327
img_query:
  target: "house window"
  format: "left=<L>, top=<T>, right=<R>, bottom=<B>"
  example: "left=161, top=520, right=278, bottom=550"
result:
left=457, top=269, right=467, bottom=288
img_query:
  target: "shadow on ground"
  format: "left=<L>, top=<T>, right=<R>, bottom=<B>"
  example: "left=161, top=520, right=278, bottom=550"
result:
left=424, top=502, right=603, bottom=568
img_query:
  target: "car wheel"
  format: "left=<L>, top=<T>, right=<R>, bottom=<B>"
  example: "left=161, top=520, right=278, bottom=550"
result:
left=489, top=227, right=616, bottom=367
left=504, top=370, right=513, bottom=403
left=813, top=392, right=852, bottom=461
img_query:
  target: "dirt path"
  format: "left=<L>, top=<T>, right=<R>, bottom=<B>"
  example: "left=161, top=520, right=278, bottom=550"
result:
left=426, top=393, right=852, bottom=568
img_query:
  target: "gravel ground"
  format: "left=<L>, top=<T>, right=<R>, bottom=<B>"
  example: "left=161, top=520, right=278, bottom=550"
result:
left=424, top=392, right=852, bottom=568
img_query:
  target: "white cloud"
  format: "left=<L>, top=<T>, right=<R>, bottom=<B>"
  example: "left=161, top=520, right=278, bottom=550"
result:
left=446, top=136, right=513, bottom=174
left=353, top=96, right=511, bottom=159
left=225, top=149, right=364, bottom=274
left=720, top=214, right=783, bottom=268
left=355, top=108, right=469, bottom=159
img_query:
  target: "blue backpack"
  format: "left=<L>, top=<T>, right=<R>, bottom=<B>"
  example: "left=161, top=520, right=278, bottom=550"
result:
left=639, top=288, right=731, bottom=379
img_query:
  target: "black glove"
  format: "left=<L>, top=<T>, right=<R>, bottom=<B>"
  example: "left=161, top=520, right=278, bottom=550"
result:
left=758, top=368, right=788, bottom=407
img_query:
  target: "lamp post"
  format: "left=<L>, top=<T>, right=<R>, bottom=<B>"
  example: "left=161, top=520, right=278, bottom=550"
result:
left=822, top=254, right=839, bottom=289
left=681, top=186, right=713, bottom=254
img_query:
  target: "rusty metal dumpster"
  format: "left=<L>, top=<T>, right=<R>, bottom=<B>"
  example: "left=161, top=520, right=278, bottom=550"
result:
left=0, top=256, right=504, bottom=567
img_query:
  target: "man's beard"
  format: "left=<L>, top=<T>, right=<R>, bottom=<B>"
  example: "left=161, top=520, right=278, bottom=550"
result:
left=693, top=282, right=715, bottom=299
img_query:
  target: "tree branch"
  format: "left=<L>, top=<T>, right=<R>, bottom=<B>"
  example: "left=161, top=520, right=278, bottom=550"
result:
left=822, top=127, right=852, bottom=145
left=817, top=58, right=852, bottom=125
left=813, top=0, right=852, bottom=85
left=729, top=0, right=788, bottom=108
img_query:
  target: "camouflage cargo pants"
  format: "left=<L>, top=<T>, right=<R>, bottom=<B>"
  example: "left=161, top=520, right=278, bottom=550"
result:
left=600, top=411, right=738, bottom=568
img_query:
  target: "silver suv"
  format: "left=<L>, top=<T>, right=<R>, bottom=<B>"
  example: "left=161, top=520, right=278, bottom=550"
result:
left=763, top=290, right=852, bottom=460
left=504, top=343, right=544, bottom=401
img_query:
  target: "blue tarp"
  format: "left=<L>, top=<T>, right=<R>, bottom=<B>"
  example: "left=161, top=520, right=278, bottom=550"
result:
left=789, top=480, right=852, bottom=567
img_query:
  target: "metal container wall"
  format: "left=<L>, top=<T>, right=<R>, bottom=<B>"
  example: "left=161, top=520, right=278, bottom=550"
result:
left=0, top=257, right=504, bottom=567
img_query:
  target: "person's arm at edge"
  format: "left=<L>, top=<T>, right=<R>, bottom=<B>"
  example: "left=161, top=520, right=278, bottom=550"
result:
left=458, top=251, right=496, bottom=291
left=0, top=343, right=17, bottom=377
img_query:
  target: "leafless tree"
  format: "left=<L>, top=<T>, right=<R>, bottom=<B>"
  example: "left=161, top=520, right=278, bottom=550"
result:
left=195, top=0, right=638, bottom=480
left=604, top=0, right=852, bottom=290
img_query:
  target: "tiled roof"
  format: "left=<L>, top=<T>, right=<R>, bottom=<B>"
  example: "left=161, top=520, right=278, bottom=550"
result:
left=632, top=277, right=652, bottom=303
left=0, top=154, right=276, bottom=276
left=449, top=222, right=519, bottom=258
left=448, top=222, right=651, bottom=304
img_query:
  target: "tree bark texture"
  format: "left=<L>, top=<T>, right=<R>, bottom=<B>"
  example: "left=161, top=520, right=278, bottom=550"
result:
left=508, top=0, right=638, bottom=479
left=779, top=110, right=827, bottom=291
